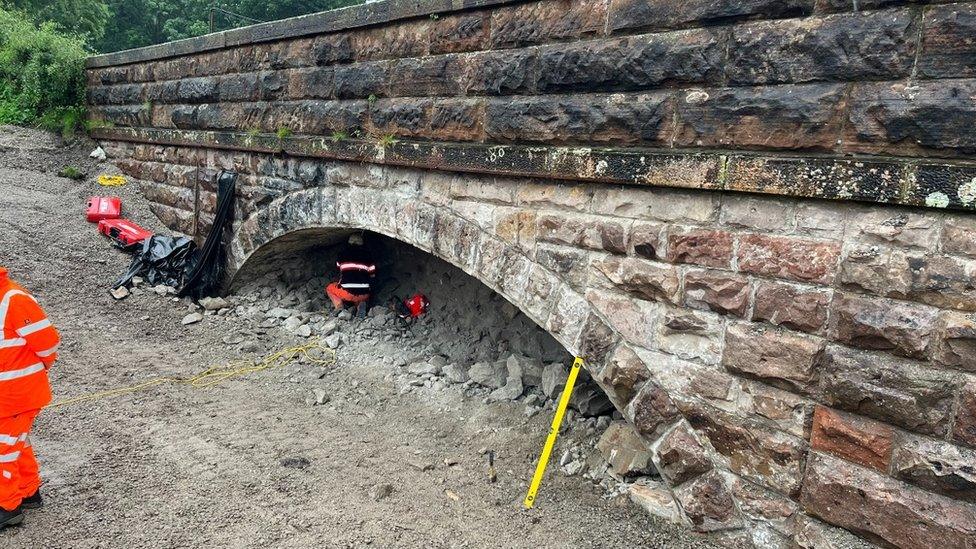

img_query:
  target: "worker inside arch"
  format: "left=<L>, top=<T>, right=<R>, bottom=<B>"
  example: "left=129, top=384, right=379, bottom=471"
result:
left=326, top=233, right=376, bottom=319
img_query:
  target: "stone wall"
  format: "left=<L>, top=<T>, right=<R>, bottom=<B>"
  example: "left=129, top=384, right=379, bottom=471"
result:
left=86, top=1, right=976, bottom=547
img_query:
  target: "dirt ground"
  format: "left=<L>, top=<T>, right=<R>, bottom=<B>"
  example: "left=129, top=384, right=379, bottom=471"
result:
left=0, top=126, right=716, bottom=548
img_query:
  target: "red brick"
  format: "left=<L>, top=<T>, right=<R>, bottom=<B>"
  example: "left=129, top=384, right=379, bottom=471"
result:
left=810, top=406, right=894, bottom=472
left=737, top=234, right=840, bottom=284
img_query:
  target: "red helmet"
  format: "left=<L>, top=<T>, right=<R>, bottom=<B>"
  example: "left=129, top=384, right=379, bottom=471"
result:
left=404, top=293, right=429, bottom=318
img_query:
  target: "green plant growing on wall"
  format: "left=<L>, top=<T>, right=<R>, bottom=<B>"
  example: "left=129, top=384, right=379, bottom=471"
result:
left=330, top=130, right=348, bottom=143
left=276, top=126, right=293, bottom=139
left=246, top=127, right=261, bottom=138
left=367, top=94, right=378, bottom=105
left=377, top=133, right=397, bottom=149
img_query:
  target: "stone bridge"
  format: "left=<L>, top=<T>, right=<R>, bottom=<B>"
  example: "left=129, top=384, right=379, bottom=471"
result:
left=85, top=1, right=976, bottom=547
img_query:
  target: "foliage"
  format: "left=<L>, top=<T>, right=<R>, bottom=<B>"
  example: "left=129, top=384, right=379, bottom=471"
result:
left=57, top=165, right=85, bottom=179
left=0, top=9, right=89, bottom=134
left=3, top=0, right=109, bottom=41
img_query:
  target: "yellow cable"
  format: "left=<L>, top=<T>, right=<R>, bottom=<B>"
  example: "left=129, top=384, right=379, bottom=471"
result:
left=46, top=340, right=336, bottom=410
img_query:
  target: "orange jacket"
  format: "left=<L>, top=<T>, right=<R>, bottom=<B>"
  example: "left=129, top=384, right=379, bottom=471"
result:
left=0, top=267, right=58, bottom=417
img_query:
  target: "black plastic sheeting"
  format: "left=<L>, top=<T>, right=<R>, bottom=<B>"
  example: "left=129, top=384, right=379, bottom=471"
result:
left=113, top=171, right=237, bottom=297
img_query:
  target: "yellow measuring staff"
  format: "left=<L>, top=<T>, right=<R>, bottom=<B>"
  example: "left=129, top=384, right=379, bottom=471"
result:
left=523, top=356, right=583, bottom=509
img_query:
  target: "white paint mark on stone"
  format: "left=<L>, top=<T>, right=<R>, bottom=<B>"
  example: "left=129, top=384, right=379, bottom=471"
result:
left=684, top=90, right=710, bottom=104
left=925, top=191, right=950, bottom=208
left=958, top=177, right=976, bottom=206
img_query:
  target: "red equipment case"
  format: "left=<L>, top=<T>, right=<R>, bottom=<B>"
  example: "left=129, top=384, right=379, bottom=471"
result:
left=86, top=196, right=122, bottom=223
left=98, top=218, right=152, bottom=246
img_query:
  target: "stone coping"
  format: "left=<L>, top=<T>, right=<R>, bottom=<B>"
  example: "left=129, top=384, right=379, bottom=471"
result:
left=91, top=126, right=976, bottom=212
left=86, top=0, right=524, bottom=68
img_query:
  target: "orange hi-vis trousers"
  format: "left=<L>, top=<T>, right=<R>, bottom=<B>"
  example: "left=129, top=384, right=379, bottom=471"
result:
left=0, top=410, right=40, bottom=511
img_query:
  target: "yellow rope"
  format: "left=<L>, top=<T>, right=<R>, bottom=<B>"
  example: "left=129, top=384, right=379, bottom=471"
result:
left=46, top=340, right=336, bottom=409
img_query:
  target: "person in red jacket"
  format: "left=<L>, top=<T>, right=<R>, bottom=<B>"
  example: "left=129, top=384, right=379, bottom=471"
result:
left=326, top=234, right=376, bottom=319
left=0, top=267, right=59, bottom=529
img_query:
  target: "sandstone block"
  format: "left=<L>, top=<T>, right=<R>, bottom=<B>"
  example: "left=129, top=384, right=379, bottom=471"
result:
left=792, top=514, right=878, bottom=549
left=485, top=93, right=673, bottom=145
left=593, top=256, right=680, bottom=304
left=918, top=3, right=976, bottom=79
left=727, top=10, right=916, bottom=85
left=722, top=322, right=825, bottom=395
left=628, top=480, right=683, bottom=524
left=578, top=312, right=618, bottom=368
left=591, top=187, right=717, bottom=223
left=822, top=345, right=958, bottom=437
left=489, top=0, right=606, bottom=49
left=629, top=221, right=663, bottom=259
left=682, top=270, right=750, bottom=317
left=593, top=345, right=650, bottom=408
left=935, top=312, right=976, bottom=373
left=953, top=379, right=976, bottom=449
left=829, top=293, right=936, bottom=359
left=334, top=61, right=389, bottom=99
left=608, top=0, right=813, bottom=34
left=535, top=245, right=589, bottom=291
left=665, top=229, right=733, bottom=269
left=720, top=194, right=795, bottom=232
left=737, top=234, right=840, bottom=284
left=727, top=474, right=798, bottom=536
left=586, top=290, right=662, bottom=350
left=350, top=20, right=428, bottom=61
left=429, top=12, right=488, bottom=55
left=463, top=49, right=538, bottom=96
left=943, top=217, right=976, bottom=258
left=389, top=55, right=465, bottom=97
left=537, top=28, right=724, bottom=93
left=653, top=422, right=712, bottom=486
left=656, top=308, right=724, bottom=366
left=686, top=401, right=807, bottom=497
left=801, top=451, right=976, bottom=549
left=753, top=281, right=830, bottom=334
left=846, top=80, right=976, bottom=157
left=537, top=214, right=628, bottom=254
left=313, top=33, right=354, bottom=65
left=891, top=433, right=976, bottom=503
left=597, top=421, right=655, bottom=477
left=673, top=83, right=848, bottom=152
left=851, top=209, right=940, bottom=250
left=810, top=406, right=893, bottom=472
left=625, top=380, right=680, bottom=443
left=673, top=470, right=742, bottom=532
left=795, top=201, right=847, bottom=240
left=217, top=73, right=260, bottom=102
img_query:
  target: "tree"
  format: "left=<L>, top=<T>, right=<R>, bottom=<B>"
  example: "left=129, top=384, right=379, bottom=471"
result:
left=3, top=0, right=109, bottom=41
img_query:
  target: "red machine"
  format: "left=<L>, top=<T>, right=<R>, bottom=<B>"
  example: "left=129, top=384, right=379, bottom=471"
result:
left=98, top=218, right=152, bottom=247
left=86, top=196, right=122, bottom=223
left=404, top=293, right=429, bottom=318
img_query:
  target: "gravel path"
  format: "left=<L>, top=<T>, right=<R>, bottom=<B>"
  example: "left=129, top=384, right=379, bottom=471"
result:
left=0, top=126, right=717, bottom=549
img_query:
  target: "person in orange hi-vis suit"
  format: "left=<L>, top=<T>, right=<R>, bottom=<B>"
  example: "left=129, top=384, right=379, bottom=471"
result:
left=0, top=266, right=59, bottom=529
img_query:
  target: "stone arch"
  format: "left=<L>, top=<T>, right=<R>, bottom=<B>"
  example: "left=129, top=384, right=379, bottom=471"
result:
left=226, top=180, right=748, bottom=536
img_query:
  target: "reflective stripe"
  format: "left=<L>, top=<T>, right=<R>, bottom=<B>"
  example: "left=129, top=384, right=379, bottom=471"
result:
left=337, top=262, right=376, bottom=273
left=0, top=338, right=25, bottom=349
left=0, top=289, right=29, bottom=325
left=1, top=471, right=10, bottom=479
left=0, top=435, right=16, bottom=446
left=340, top=283, right=371, bottom=289
left=36, top=343, right=59, bottom=358
left=0, top=451, right=19, bottom=463
left=0, top=362, right=44, bottom=381
left=16, top=318, right=51, bottom=337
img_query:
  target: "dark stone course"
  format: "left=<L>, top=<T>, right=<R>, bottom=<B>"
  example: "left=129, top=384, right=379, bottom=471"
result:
left=490, top=0, right=607, bottom=49
left=918, top=3, right=976, bottom=79
left=608, top=0, right=813, bottom=34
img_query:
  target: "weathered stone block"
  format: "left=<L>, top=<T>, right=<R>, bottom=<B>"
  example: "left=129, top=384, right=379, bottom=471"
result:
left=629, top=221, right=663, bottom=259
left=515, top=182, right=592, bottom=212
left=485, top=92, right=674, bottom=145
left=367, top=98, right=431, bottom=138
left=586, top=289, right=663, bottom=349
left=628, top=480, right=683, bottom=524
left=954, top=379, right=976, bottom=449
left=851, top=209, right=940, bottom=250
left=753, top=281, right=830, bottom=334
left=463, top=49, right=538, bottom=96
left=683, top=270, right=750, bottom=317
left=653, top=422, right=712, bottom=486
left=349, top=20, right=429, bottom=61
left=918, top=3, right=976, bottom=79
left=673, top=83, right=848, bottom=152
left=656, top=308, right=724, bottom=365
left=829, top=293, right=936, bottom=358
left=286, top=68, right=334, bottom=100
left=608, top=0, right=813, bottom=33
left=666, top=229, right=733, bottom=269
left=389, top=55, right=466, bottom=97
left=291, top=100, right=366, bottom=135
left=625, top=379, right=681, bottom=443
left=943, top=217, right=976, bottom=258
left=536, top=245, right=589, bottom=291
left=728, top=10, right=917, bottom=85
left=313, top=33, right=354, bottom=65
left=792, top=513, right=878, bottom=549
left=720, top=194, right=795, bottom=232
left=334, top=61, right=389, bottom=99
left=891, top=433, right=976, bottom=503
left=810, top=406, right=893, bottom=472
left=727, top=474, right=798, bottom=536
left=801, top=452, right=976, bottom=549
left=686, top=401, right=808, bottom=497
left=795, top=201, right=847, bottom=240
left=936, top=312, right=976, bottom=373
left=821, top=345, right=958, bottom=437
left=537, top=28, right=724, bottom=93
left=591, top=186, right=717, bottom=223
left=592, top=255, right=680, bottom=303
left=429, top=12, right=488, bottom=55
left=537, top=214, right=628, bottom=254
left=672, top=471, right=742, bottom=533
left=737, top=234, right=840, bottom=284
left=593, top=344, right=650, bottom=408
left=489, top=0, right=606, bottom=49
left=597, top=421, right=655, bottom=477
left=846, top=80, right=976, bottom=157
left=217, top=73, right=260, bottom=102
left=740, top=380, right=812, bottom=439
left=722, top=322, right=825, bottom=395
left=428, top=99, right=484, bottom=142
